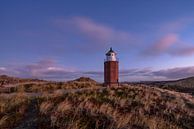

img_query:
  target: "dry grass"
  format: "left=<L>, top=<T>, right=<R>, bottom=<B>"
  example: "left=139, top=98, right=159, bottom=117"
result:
left=14, top=79, right=100, bottom=93
left=1, top=84, right=194, bottom=129
left=0, top=93, right=32, bottom=128
left=37, top=85, right=194, bottom=129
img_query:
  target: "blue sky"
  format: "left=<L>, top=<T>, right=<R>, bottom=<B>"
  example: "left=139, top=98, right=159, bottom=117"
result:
left=1, top=0, right=194, bottom=81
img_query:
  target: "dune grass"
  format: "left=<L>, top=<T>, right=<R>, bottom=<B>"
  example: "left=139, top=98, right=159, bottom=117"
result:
left=1, top=84, right=194, bottom=129
left=14, top=80, right=100, bottom=93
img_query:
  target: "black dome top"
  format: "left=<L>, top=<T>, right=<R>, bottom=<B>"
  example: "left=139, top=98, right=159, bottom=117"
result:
left=106, top=47, right=116, bottom=56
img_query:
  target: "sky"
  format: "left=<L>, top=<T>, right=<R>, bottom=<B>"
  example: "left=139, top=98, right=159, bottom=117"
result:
left=1, top=0, right=194, bottom=82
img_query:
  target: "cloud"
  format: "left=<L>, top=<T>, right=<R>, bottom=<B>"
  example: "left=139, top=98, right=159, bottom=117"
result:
left=73, top=16, right=134, bottom=43
left=143, top=16, right=194, bottom=57
left=83, top=71, right=103, bottom=76
left=154, top=34, right=178, bottom=52
left=0, top=59, right=79, bottom=81
left=0, top=67, right=6, bottom=71
left=83, top=68, right=162, bottom=81
left=119, top=66, right=194, bottom=81
left=144, top=33, right=178, bottom=55
left=54, top=16, right=136, bottom=46
left=168, top=46, right=194, bottom=56
left=83, top=69, right=154, bottom=81
left=119, top=68, right=152, bottom=77
left=152, top=66, right=194, bottom=79
left=0, top=67, right=7, bottom=75
left=1, top=59, right=194, bottom=82
left=143, top=32, right=194, bottom=57
left=53, top=16, right=194, bottom=56
left=83, top=66, right=194, bottom=81
left=69, top=16, right=113, bottom=42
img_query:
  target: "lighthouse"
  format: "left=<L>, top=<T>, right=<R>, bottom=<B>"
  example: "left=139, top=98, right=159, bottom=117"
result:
left=104, top=47, right=119, bottom=86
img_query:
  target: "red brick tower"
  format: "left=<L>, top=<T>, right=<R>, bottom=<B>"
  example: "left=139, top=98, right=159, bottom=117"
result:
left=104, top=48, right=119, bottom=86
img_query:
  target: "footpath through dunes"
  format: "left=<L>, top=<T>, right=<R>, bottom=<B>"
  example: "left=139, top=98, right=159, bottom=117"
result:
left=0, top=84, right=194, bottom=129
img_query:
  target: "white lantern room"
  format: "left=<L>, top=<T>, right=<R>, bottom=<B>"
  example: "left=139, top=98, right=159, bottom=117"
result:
left=105, top=47, right=117, bottom=61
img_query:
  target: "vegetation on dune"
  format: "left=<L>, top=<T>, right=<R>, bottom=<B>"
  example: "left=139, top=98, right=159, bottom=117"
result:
left=0, top=94, right=32, bottom=128
left=0, top=76, right=100, bottom=93
left=0, top=75, right=45, bottom=86
left=141, top=77, right=194, bottom=95
left=0, top=85, right=194, bottom=129
left=15, top=77, right=100, bottom=93
left=1, top=76, right=194, bottom=128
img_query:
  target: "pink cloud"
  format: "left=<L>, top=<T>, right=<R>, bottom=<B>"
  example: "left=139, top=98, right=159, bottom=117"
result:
left=25, top=59, right=76, bottom=78
left=2, top=59, right=194, bottom=81
left=70, top=17, right=113, bottom=42
left=169, top=46, right=194, bottom=56
left=83, top=66, right=194, bottom=81
left=144, top=33, right=178, bottom=55
left=0, top=67, right=6, bottom=71
left=154, top=33, right=178, bottom=52
left=153, top=66, right=194, bottom=79
left=144, top=33, right=194, bottom=56
left=143, top=16, right=194, bottom=57
left=54, top=16, right=135, bottom=44
left=0, top=59, right=78, bottom=80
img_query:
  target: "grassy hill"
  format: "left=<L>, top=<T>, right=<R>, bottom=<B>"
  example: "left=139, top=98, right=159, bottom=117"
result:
left=0, top=77, right=194, bottom=129
left=0, top=76, right=194, bottom=128
left=164, top=77, right=194, bottom=88
left=71, top=77, right=97, bottom=83
left=0, top=75, right=45, bottom=86
left=140, top=77, right=194, bottom=95
left=0, top=76, right=100, bottom=93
